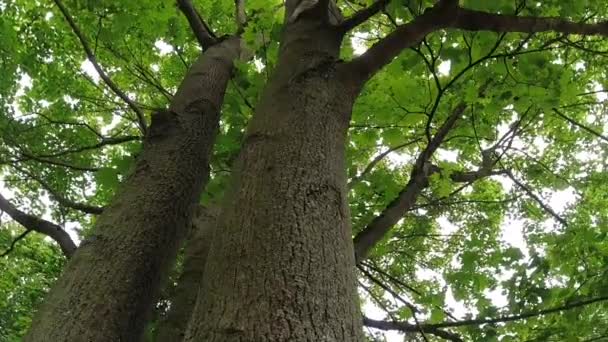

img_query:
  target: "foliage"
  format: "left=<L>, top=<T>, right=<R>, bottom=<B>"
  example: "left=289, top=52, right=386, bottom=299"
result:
left=1, top=0, right=607, bottom=340
left=0, top=225, right=64, bottom=341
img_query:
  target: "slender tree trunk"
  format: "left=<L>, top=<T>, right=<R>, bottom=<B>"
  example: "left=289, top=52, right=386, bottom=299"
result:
left=186, top=18, right=364, bottom=342
left=154, top=206, right=218, bottom=342
left=25, top=38, right=240, bottom=342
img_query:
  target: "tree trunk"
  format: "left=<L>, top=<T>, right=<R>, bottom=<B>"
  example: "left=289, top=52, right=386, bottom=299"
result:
left=185, top=18, right=364, bottom=342
left=25, top=38, right=240, bottom=342
left=154, top=206, right=218, bottom=342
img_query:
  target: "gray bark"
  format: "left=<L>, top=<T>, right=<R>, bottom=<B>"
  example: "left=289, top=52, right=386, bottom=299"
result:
left=153, top=206, right=218, bottom=342
left=25, top=38, right=241, bottom=342
left=185, top=16, right=364, bottom=342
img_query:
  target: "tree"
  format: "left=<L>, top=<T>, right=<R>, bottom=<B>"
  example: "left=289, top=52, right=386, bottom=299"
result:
left=0, top=0, right=607, bottom=341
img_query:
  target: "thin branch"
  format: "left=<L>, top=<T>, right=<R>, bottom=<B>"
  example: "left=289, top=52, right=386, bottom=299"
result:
left=0, top=192, right=76, bottom=258
left=430, top=295, right=608, bottom=329
left=0, top=229, right=33, bottom=257
left=452, top=8, right=608, bottom=37
left=348, top=1, right=608, bottom=80
left=52, top=0, right=147, bottom=134
left=504, top=169, right=568, bottom=227
left=9, top=152, right=99, bottom=172
left=552, top=108, right=608, bottom=143
left=365, top=295, right=608, bottom=339
left=339, top=0, right=391, bottom=32
left=363, top=316, right=464, bottom=342
left=358, top=265, right=430, bottom=340
left=347, top=4, right=451, bottom=79
left=13, top=166, right=104, bottom=215
left=28, top=135, right=140, bottom=160
left=352, top=101, right=467, bottom=262
left=234, top=0, right=247, bottom=33
left=176, top=0, right=217, bottom=49
left=348, top=138, right=422, bottom=189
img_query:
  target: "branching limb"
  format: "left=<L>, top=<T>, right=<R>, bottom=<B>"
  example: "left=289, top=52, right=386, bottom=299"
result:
left=437, top=295, right=608, bottom=329
left=365, top=295, right=608, bottom=340
left=452, top=7, right=608, bottom=37
left=552, top=108, right=608, bottom=143
left=0, top=192, right=76, bottom=258
left=0, top=229, right=33, bottom=258
left=363, top=316, right=464, bottom=342
left=352, top=102, right=467, bottom=262
left=52, top=0, right=147, bottom=134
left=504, top=169, right=568, bottom=227
left=176, top=0, right=217, bottom=49
left=339, top=0, right=391, bottom=32
left=348, top=138, right=422, bottom=189
left=28, top=135, right=140, bottom=160
left=347, top=4, right=451, bottom=79
left=13, top=166, right=103, bottom=215
left=347, top=1, right=608, bottom=81
left=8, top=152, right=99, bottom=172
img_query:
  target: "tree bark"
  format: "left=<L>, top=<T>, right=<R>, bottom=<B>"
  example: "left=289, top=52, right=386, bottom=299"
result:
left=25, top=37, right=240, bottom=342
left=153, top=206, right=218, bottom=342
left=185, top=17, right=364, bottom=342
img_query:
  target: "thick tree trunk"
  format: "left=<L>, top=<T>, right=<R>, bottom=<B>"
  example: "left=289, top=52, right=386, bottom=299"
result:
left=25, top=38, right=240, bottom=342
left=154, top=206, right=218, bottom=342
left=186, top=19, right=364, bottom=342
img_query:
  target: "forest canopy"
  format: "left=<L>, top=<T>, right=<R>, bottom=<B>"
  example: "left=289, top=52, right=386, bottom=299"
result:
left=1, top=0, right=608, bottom=341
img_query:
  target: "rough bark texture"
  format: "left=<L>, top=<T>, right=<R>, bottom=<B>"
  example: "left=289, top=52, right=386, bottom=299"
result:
left=185, top=17, right=364, bottom=342
left=154, top=206, right=218, bottom=342
left=25, top=38, right=240, bottom=342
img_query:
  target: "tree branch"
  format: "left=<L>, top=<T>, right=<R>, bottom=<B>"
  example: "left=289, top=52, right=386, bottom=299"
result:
left=52, top=0, right=147, bottom=134
left=234, top=0, right=247, bottom=33
left=347, top=4, right=451, bottom=79
left=14, top=166, right=104, bottom=215
left=364, top=295, right=608, bottom=339
left=348, top=2, right=608, bottom=81
left=176, top=0, right=218, bottom=49
left=363, top=316, right=463, bottom=342
left=348, top=138, right=422, bottom=189
left=0, top=192, right=76, bottom=258
left=0, top=229, right=33, bottom=258
left=505, top=169, right=568, bottom=227
left=438, top=295, right=608, bottom=329
left=552, top=108, right=608, bottom=143
left=352, top=102, right=467, bottom=262
left=28, top=135, right=140, bottom=160
left=339, top=0, right=391, bottom=33
left=452, top=8, right=608, bottom=37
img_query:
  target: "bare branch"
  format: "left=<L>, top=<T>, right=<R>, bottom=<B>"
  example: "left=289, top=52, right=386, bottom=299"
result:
left=176, top=0, right=218, bottom=49
left=339, top=0, right=390, bottom=32
left=0, top=192, right=76, bottom=258
left=52, top=0, right=147, bottom=134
